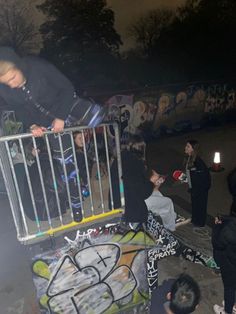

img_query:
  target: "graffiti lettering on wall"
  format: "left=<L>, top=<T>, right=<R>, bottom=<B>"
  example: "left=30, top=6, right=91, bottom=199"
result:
left=107, top=95, right=157, bottom=138
left=106, top=83, right=236, bottom=137
left=32, top=224, right=156, bottom=313
left=32, top=216, right=219, bottom=313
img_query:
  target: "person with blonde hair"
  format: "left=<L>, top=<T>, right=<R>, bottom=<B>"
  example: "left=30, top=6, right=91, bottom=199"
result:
left=0, top=46, right=106, bottom=222
left=0, top=47, right=106, bottom=133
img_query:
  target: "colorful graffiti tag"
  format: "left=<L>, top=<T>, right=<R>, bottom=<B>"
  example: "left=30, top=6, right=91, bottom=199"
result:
left=31, top=214, right=219, bottom=313
left=31, top=225, right=155, bottom=314
left=106, top=83, right=236, bottom=137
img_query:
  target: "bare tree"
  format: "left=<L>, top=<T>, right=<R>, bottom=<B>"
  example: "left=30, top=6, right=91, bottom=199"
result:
left=0, top=0, right=40, bottom=54
left=129, top=8, right=175, bottom=57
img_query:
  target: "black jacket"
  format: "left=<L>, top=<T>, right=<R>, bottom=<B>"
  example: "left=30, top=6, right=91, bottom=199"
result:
left=189, top=156, right=211, bottom=191
left=228, top=168, right=236, bottom=197
left=212, top=217, right=236, bottom=287
left=0, top=47, right=75, bottom=128
left=110, top=150, right=153, bottom=223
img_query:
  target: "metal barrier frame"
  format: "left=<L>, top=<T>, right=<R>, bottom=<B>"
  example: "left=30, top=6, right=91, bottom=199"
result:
left=0, top=122, right=124, bottom=244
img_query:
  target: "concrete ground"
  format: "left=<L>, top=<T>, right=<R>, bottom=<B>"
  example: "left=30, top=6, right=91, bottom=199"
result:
left=1, top=123, right=236, bottom=313
left=146, top=123, right=236, bottom=313
left=0, top=196, right=39, bottom=314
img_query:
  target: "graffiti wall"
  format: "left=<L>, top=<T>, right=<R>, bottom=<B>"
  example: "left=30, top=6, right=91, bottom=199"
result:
left=31, top=213, right=219, bottom=313
left=106, top=82, right=236, bottom=138
left=31, top=223, right=156, bottom=314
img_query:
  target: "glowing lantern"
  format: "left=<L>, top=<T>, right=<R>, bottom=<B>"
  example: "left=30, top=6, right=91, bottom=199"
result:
left=214, top=152, right=221, bottom=164
left=211, top=152, right=223, bottom=172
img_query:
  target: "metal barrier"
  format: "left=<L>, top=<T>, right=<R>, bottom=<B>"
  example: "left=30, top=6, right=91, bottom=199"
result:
left=0, top=122, right=124, bottom=244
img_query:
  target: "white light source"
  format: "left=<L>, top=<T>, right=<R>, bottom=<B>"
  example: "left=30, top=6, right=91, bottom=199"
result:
left=214, top=152, right=221, bottom=164
left=211, top=151, right=224, bottom=172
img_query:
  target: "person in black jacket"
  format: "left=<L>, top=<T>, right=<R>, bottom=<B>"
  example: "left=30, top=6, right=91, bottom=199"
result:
left=0, top=46, right=106, bottom=222
left=212, top=216, right=236, bottom=314
left=110, top=134, right=153, bottom=224
left=183, top=139, right=211, bottom=227
left=227, top=168, right=236, bottom=217
left=0, top=46, right=106, bottom=134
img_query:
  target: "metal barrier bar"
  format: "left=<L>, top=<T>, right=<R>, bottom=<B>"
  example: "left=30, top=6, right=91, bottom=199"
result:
left=69, top=132, right=85, bottom=217
left=5, top=141, right=29, bottom=236
left=0, top=142, right=21, bottom=238
left=33, top=136, right=53, bottom=228
left=45, top=135, right=63, bottom=224
left=114, top=123, right=125, bottom=207
left=0, top=123, right=124, bottom=244
left=104, top=125, right=114, bottom=209
left=58, top=133, right=74, bottom=220
left=18, top=138, right=41, bottom=231
left=18, top=209, right=123, bottom=244
left=92, top=128, right=105, bottom=213
left=81, top=129, right=95, bottom=214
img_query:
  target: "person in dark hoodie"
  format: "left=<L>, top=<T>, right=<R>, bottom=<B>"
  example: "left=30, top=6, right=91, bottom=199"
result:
left=212, top=215, right=236, bottom=314
left=0, top=46, right=106, bottom=222
left=0, top=46, right=106, bottom=134
left=110, top=134, right=153, bottom=225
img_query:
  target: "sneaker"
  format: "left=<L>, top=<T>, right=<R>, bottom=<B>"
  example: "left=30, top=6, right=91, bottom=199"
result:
left=72, top=208, right=83, bottom=222
left=222, top=301, right=236, bottom=314
left=176, top=218, right=191, bottom=228
left=175, top=215, right=186, bottom=223
left=213, top=304, right=226, bottom=314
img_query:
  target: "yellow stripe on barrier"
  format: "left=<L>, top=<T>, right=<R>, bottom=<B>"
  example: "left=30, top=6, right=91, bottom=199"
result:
left=45, top=209, right=124, bottom=236
left=19, top=209, right=124, bottom=244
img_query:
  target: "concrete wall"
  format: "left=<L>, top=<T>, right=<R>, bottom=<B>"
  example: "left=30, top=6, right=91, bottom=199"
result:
left=30, top=212, right=218, bottom=313
left=31, top=224, right=154, bottom=313
left=106, top=82, right=236, bottom=139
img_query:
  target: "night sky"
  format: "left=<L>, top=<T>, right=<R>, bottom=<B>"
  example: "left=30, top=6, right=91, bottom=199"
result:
left=107, top=0, right=186, bottom=50
left=34, top=0, right=186, bottom=51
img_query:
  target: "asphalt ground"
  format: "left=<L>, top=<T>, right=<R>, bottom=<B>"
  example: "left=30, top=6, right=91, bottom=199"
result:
left=1, top=123, right=236, bottom=313
left=146, top=123, right=236, bottom=313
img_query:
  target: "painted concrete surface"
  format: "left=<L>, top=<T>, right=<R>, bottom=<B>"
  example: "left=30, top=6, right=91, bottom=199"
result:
left=1, top=124, right=236, bottom=313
